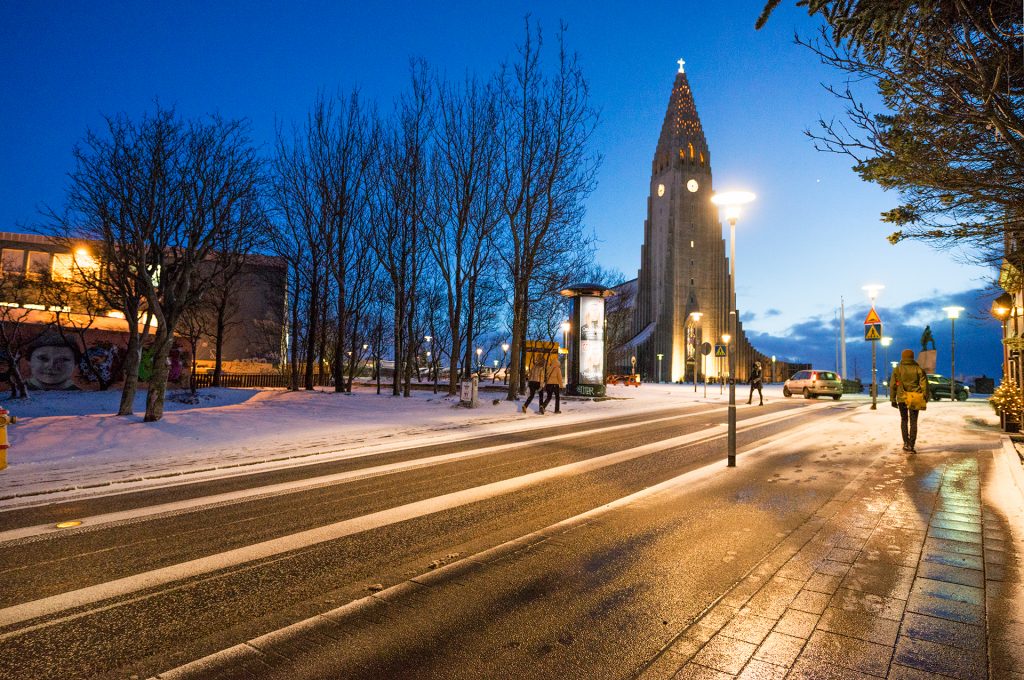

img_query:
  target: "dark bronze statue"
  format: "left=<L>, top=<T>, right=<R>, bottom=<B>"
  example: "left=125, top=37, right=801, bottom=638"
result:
left=921, top=325, right=936, bottom=351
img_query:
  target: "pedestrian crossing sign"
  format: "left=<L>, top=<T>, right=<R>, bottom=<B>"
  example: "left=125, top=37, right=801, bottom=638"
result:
left=714, top=344, right=727, bottom=357
left=864, top=323, right=882, bottom=341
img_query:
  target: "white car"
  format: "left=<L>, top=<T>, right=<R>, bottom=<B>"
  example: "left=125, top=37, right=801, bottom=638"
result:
left=783, top=370, right=843, bottom=400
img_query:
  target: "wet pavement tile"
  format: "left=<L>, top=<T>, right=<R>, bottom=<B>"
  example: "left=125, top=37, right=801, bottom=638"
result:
left=790, top=589, right=832, bottom=615
left=774, top=609, right=819, bottom=639
left=751, top=631, right=804, bottom=668
left=920, top=549, right=983, bottom=571
left=736, top=658, right=788, bottom=679
left=991, top=638, right=1024, bottom=674
left=990, top=618, right=1024, bottom=643
left=922, top=537, right=982, bottom=557
left=799, top=630, right=893, bottom=677
left=887, top=663, right=958, bottom=679
left=690, top=634, right=758, bottom=675
left=927, top=526, right=982, bottom=544
left=804, top=573, right=842, bottom=595
left=915, top=562, right=984, bottom=589
left=841, top=562, right=916, bottom=599
left=719, top=614, right=777, bottom=646
left=905, top=592, right=984, bottom=626
left=830, top=587, right=906, bottom=621
left=816, top=606, right=900, bottom=646
left=787, top=657, right=883, bottom=679
left=637, top=649, right=688, bottom=680
left=898, top=611, right=984, bottom=651
left=892, top=634, right=987, bottom=679
left=911, top=578, right=984, bottom=606
left=815, top=560, right=853, bottom=577
left=826, top=548, right=860, bottom=564
left=932, top=511, right=982, bottom=525
left=673, top=661, right=735, bottom=679
left=928, top=517, right=981, bottom=534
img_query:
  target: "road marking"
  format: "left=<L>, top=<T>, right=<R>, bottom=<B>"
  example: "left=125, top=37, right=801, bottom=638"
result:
left=0, top=404, right=731, bottom=543
left=153, top=409, right=841, bottom=679
left=0, top=403, right=834, bottom=629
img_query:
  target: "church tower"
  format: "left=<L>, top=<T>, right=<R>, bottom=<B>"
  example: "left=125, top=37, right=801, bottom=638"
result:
left=633, top=62, right=757, bottom=382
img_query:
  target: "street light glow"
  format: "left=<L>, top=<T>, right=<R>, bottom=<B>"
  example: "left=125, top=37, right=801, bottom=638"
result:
left=501, top=342, right=510, bottom=353
left=721, top=333, right=731, bottom=344
left=560, top=321, right=570, bottom=333
left=881, top=336, right=892, bottom=348
left=862, top=284, right=885, bottom=302
left=943, top=305, right=964, bottom=320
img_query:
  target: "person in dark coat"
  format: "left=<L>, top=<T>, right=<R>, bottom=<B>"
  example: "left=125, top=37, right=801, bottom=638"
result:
left=890, top=348, right=928, bottom=453
left=522, top=354, right=547, bottom=413
left=747, top=361, right=764, bottom=405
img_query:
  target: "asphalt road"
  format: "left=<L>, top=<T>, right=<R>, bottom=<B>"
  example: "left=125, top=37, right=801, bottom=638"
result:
left=0, top=397, right=858, bottom=679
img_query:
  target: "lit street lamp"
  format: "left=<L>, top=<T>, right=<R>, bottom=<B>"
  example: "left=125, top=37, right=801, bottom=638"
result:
left=656, top=353, right=664, bottom=383
left=992, top=295, right=1011, bottom=381
left=476, top=347, right=483, bottom=373
left=862, top=284, right=885, bottom=410
left=560, top=321, right=570, bottom=380
left=771, top=355, right=776, bottom=384
left=501, top=342, right=510, bottom=384
left=690, top=311, right=703, bottom=392
left=943, top=305, right=965, bottom=400
left=711, top=190, right=755, bottom=468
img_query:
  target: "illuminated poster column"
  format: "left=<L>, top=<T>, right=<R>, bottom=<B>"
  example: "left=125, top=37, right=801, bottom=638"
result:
left=560, top=283, right=616, bottom=398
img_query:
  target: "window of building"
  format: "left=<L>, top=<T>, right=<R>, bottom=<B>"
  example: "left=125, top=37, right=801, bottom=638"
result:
left=688, top=142, right=695, bottom=158
left=1, top=249, right=25, bottom=274
left=52, top=253, right=75, bottom=280
left=690, top=240, right=694, bottom=248
left=26, top=251, right=51, bottom=277
left=690, top=278, right=695, bottom=286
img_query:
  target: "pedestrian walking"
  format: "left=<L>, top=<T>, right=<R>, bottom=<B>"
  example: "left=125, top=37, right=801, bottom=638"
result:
left=522, top=353, right=547, bottom=413
left=540, top=351, right=563, bottom=414
left=747, top=361, right=764, bottom=405
left=890, top=348, right=928, bottom=453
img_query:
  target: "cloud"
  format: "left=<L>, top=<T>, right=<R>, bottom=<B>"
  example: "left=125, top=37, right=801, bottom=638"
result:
left=765, top=309, right=782, bottom=317
left=747, top=287, right=1004, bottom=382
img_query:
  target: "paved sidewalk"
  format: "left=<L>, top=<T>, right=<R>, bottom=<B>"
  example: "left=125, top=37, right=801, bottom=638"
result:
left=640, top=414, right=1024, bottom=679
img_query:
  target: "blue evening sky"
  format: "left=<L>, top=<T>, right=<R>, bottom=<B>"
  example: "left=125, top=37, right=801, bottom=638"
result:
left=0, top=1, right=1002, bottom=380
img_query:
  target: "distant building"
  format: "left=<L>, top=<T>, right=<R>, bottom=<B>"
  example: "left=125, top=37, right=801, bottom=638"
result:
left=627, top=64, right=805, bottom=382
left=0, top=231, right=286, bottom=388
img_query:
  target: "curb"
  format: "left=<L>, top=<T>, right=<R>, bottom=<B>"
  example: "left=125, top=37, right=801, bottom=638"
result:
left=998, top=434, right=1024, bottom=500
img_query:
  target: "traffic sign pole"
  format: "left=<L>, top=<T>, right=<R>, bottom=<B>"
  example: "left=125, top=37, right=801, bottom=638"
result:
left=864, top=307, right=883, bottom=410
left=871, top=338, right=878, bottom=410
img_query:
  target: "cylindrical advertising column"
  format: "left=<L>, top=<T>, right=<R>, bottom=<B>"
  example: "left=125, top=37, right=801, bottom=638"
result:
left=561, top=284, right=614, bottom=398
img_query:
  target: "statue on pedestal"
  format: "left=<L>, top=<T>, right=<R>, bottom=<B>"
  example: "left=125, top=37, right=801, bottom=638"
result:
left=921, top=325, right=936, bottom=351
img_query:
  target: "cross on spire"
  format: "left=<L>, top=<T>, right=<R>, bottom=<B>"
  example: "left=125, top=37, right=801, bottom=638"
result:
left=677, top=58, right=685, bottom=73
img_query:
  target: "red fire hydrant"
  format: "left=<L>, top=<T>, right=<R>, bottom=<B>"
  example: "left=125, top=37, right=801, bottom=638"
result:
left=0, top=407, right=16, bottom=471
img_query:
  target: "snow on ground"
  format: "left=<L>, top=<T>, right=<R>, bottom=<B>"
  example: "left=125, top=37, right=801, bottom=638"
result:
left=0, top=381, right=996, bottom=506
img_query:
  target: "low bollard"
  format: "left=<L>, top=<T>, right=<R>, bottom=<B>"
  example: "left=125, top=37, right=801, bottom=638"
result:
left=0, top=406, right=16, bottom=471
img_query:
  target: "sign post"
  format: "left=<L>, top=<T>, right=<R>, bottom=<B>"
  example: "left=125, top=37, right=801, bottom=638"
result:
left=700, top=342, right=712, bottom=398
left=864, top=308, right=883, bottom=410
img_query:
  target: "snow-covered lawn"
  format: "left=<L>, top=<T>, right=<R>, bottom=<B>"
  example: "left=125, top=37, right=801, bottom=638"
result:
left=0, top=382, right=996, bottom=507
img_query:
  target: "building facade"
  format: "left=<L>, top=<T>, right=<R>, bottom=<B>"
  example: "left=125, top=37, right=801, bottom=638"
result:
left=631, top=64, right=779, bottom=383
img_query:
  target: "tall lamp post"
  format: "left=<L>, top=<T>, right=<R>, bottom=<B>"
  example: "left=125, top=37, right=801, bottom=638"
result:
left=771, top=355, right=776, bottom=384
left=943, top=306, right=965, bottom=400
left=501, top=342, right=510, bottom=384
left=476, top=347, right=483, bottom=374
left=862, top=284, right=884, bottom=410
left=657, top=353, right=664, bottom=383
left=560, top=321, right=570, bottom=381
left=881, top=336, right=892, bottom=398
left=690, top=311, right=703, bottom=392
left=992, top=295, right=1011, bottom=381
left=711, top=190, right=756, bottom=468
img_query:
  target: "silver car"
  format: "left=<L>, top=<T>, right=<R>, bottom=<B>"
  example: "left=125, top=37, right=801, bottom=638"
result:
left=783, top=370, right=843, bottom=400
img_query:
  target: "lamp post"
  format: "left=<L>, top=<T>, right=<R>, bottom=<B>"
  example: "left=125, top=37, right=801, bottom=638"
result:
left=631, top=354, right=637, bottom=379
left=720, top=333, right=731, bottom=396
left=657, top=353, right=664, bottom=383
left=862, top=284, right=885, bottom=410
left=423, top=335, right=432, bottom=385
left=476, top=347, right=483, bottom=374
left=943, top=306, right=965, bottom=400
left=501, top=342, right=510, bottom=385
left=881, top=336, right=892, bottom=398
left=690, top=311, right=703, bottom=392
left=992, top=296, right=1011, bottom=381
left=711, top=190, right=755, bottom=468
left=771, top=355, right=776, bottom=384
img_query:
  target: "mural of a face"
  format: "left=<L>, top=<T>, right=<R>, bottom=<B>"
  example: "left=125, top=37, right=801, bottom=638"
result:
left=28, top=345, right=77, bottom=390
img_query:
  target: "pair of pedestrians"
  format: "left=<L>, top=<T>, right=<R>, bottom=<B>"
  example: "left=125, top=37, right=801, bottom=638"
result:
left=522, top=352, right=563, bottom=415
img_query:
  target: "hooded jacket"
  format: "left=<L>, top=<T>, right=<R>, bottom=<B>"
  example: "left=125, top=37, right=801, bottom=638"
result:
left=544, top=356, right=563, bottom=388
left=528, top=357, right=547, bottom=384
left=890, top=358, right=928, bottom=406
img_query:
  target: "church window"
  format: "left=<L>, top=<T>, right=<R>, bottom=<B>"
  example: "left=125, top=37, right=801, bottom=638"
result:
left=688, top=143, right=694, bottom=159
left=699, top=151, right=705, bottom=164
left=690, top=278, right=695, bottom=286
left=690, top=240, right=694, bottom=248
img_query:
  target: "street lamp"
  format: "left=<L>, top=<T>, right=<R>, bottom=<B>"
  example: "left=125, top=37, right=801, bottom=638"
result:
left=631, top=354, right=637, bottom=378
left=501, top=342, right=510, bottom=384
left=476, top=347, right=483, bottom=373
left=656, top=353, right=664, bottom=383
left=943, top=305, right=965, bottom=401
left=881, top=336, right=892, bottom=397
left=992, top=295, right=1011, bottom=381
left=560, top=321, right=570, bottom=380
left=690, top=311, right=703, bottom=392
left=711, top=190, right=755, bottom=468
left=771, top=355, right=776, bottom=384
left=862, top=284, right=885, bottom=410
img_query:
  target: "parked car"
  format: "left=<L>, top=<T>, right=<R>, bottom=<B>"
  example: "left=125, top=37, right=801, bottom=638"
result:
left=783, top=370, right=843, bottom=400
left=926, top=374, right=969, bottom=401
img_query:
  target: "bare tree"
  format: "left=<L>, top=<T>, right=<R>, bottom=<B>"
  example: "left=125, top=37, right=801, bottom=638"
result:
left=371, top=61, right=434, bottom=397
left=497, top=20, right=601, bottom=399
left=426, top=73, right=503, bottom=394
